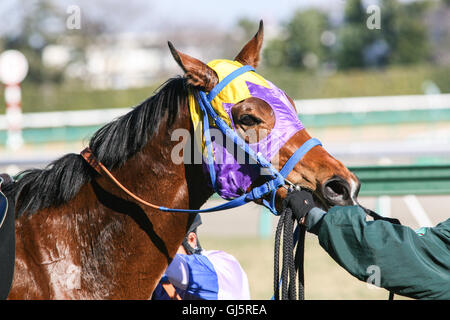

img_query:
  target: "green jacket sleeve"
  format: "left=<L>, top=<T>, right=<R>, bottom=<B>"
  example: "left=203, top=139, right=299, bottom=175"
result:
left=314, top=205, right=450, bottom=300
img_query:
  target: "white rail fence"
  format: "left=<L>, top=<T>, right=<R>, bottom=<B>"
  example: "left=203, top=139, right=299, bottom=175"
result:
left=1, top=93, right=450, bottom=130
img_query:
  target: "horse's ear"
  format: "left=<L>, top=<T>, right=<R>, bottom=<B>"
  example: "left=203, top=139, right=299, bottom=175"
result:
left=234, top=20, right=264, bottom=68
left=168, top=42, right=218, bottom=91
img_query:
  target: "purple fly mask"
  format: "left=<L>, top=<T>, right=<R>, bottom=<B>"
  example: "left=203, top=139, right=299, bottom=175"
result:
left=209, top=80, right=304, bottom=199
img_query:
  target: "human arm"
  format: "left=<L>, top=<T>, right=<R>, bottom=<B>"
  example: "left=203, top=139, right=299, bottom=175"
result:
left=305, top=205, right=450, bottom=299
left=164, top=252, right=220, bottom=299
left=165, top=254, right=190, bottom=290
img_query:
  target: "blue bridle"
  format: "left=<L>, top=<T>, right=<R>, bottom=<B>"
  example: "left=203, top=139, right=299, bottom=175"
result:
left=159, top=65, right=322, bottom=215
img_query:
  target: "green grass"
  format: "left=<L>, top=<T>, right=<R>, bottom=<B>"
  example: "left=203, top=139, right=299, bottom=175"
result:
left=4, top=64, right=449, bottom=113
left=200, top=234, right=412, bottom=300
left=17, top=82, right=160, bottom=113
left=260, top=64, right=450, bottom=99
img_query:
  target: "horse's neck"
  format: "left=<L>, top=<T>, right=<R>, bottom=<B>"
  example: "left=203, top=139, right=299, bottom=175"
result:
left=86, top=115, right=212, bottom=298
left=82, top=146, right=210, bottom=298
left=13, top=108, right=213, bottom=299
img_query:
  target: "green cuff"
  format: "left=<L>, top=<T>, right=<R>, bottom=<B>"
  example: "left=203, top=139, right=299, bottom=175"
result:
left=306, top=207, right=326, bottom=235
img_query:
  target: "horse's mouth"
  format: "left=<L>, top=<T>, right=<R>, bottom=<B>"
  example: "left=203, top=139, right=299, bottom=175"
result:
left=287, top=183, right=332, bottom=211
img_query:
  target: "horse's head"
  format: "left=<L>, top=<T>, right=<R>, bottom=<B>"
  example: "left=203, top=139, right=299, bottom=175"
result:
left=168, top=21, right=359, bottom=211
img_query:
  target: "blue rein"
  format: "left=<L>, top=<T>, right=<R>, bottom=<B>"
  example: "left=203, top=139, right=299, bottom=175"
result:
left=160, top=65, right=322, bottom=215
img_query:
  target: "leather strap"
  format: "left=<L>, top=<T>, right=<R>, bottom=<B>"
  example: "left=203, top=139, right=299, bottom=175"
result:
left=79, top=65, right=320, bottom=216
left=206, top=65, right=255, bottom=102
left=81, top=148, right=160, bottom=210
left=81, top=147, right=251, bottom=213
left=81, top=149, right=183, bottom=300
left=161, top=282, right=182, bottom=300
left=80, top=137, right=320, bottom=215
left=80, top=147, right=102, bottom=175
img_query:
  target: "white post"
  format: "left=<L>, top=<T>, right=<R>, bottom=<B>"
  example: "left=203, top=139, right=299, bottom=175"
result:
left=4, top=83, right=24, bottom=149
left=376, top=195, right=391, bottom=218
left=403, top=195, right=433, bottom=227
left=0, top=50, right=28, bottom=151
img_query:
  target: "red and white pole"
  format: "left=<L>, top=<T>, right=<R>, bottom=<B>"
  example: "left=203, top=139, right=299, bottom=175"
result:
left=4, top=83, right=24, bottom=149
left=0, top=50, right=28, bottom=151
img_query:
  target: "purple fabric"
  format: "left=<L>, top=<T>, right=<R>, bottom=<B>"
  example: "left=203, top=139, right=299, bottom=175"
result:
left=207, top=80, right=304, bottom=199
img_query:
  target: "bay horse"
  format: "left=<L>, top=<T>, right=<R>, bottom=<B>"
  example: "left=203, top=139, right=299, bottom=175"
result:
left=3, top=21, right=359, bottom=299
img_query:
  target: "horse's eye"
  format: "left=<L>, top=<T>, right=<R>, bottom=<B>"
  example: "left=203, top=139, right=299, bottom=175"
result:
left=239, top=114, right=260, bottom=126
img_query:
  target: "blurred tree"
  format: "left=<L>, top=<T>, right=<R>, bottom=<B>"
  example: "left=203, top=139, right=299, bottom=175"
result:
left=335, top=0, right=375, bottom=69
left=426, top=0, right=450, bottom=66
left=263, top=37, right=286, bottom=68
left=263, top=9, right=330, bottom=70
left=226, top=17, right=259, bottom=60
left=388, top=0, right=431, bottom=65
left=0, top=0, right=153, bottom=86
left=344, top=0, right=367, bottom=24
left=236, top=17, right=259, bottom=41
left=0, top=0, right=66, bottom=84
left=335, top=0, right=431, bottom=69
left=378, top=0, right=399, bottom=64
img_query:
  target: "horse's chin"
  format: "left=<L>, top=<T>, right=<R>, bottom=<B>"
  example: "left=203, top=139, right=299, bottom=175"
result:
left=312, top=193, right=332, bottom=211
left=313, top=192, right=359, bottom=211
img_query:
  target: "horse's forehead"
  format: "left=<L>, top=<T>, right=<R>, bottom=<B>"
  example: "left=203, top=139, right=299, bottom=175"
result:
left=222, top=80, right=298, bottom=128
left=207, top=60, right=296, bottom=124
left=209, top=61, right=304, bottom=159
left=245, top=80, right=295, bottom=113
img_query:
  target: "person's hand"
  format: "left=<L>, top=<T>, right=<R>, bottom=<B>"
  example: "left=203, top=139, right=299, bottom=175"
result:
left=282, top=189, right=316, bottom=223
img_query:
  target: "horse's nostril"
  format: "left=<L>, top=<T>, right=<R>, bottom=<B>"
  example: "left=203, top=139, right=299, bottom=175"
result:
left=322, top=177, right=350, bottom=205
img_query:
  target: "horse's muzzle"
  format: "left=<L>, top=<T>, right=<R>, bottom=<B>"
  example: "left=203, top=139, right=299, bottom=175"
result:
left=321, top=176, right=357, bottom=207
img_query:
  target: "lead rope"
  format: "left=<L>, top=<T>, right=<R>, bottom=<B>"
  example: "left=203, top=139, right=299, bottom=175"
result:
left=274, top=204, right=398, bottom=300
left=273, top=206, right=305, bottom=300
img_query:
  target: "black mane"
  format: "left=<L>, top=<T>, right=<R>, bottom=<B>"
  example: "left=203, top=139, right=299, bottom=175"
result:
left=4, top=77, right=191, bottom=217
